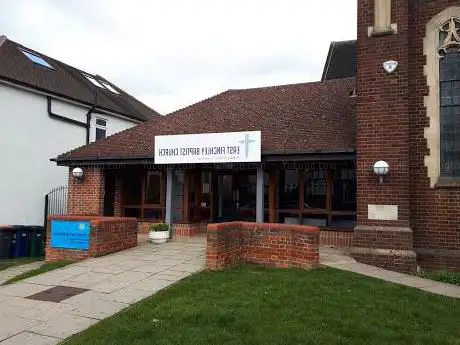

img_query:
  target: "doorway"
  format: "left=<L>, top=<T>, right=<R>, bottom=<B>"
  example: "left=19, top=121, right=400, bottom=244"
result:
left=214, top=171, right=256, bottom=222
left=103, top=171, right=116, bottom=216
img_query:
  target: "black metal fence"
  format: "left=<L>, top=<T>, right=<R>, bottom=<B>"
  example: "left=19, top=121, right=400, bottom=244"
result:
left=44, top=185, right=68, bottom=229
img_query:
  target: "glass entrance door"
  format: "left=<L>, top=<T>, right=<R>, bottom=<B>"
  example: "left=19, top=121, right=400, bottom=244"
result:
left=215, top=172, right=256, bottom=222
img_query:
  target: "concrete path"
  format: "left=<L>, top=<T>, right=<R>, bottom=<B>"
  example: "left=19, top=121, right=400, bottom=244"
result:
left=0, top=237, right=206, bottom=345
left=320, top=246, right=460, bottom=299
left=0, top=262, right=44, bottom=285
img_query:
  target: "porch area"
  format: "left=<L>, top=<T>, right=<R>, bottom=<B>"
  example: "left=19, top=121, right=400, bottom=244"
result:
left=81, top=159, right=356, bottom=247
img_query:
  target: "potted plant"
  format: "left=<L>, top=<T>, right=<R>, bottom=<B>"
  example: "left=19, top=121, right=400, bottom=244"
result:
left=148, top=223, right=170, bottom=244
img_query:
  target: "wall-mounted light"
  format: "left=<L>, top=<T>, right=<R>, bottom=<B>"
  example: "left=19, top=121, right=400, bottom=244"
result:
left=373, top=160, right=389, bottom=183
left=72, top=167, right=84, bottom=183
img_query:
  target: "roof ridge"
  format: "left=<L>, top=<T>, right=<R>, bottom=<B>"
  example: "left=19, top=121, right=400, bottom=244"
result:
left=321, top=41, right=336, bottom=81
left=332, top=39, right=357, bottom=45
left=0, top=35, right=6, bottom=49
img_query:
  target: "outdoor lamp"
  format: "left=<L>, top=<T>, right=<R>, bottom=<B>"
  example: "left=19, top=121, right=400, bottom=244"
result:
left=72, top=167, right=84, bottom=183
left=373, top=160, right=389, bottom=184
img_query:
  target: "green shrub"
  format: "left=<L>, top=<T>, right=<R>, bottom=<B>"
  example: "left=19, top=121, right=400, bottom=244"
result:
left=425, top=271, right=460, bottom=286
left=149, top=223, right=169, bottom=232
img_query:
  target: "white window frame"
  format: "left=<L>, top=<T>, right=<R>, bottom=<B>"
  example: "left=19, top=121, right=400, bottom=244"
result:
left=95, top=117, right=108, bottom=141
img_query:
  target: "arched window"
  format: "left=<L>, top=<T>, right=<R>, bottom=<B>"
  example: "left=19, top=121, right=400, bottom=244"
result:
left=439, top=18, right=460, bottom=177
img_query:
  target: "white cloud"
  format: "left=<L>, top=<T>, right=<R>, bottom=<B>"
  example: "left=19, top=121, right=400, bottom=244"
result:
left=1, top=0, right=357, bottom=114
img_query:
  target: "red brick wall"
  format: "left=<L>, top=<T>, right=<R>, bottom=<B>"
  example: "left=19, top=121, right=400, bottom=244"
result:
left=407, top=0, right=460, bottom=271
left=320, top=228, right=353, bottom=247
left=45, top=215, right=138, bottom=263
left=172, top=223, right=202, bottom=237
left=206, top=222, right=319, bottom=270
left=67, top=167, right=104, bottom=216
left=356, top=0, right=411, bottom=229
left=355, top=0, right=460, bottom=271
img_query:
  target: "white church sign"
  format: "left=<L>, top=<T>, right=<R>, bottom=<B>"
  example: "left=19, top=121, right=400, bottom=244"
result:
left=154, top=131, right=261, bottom=164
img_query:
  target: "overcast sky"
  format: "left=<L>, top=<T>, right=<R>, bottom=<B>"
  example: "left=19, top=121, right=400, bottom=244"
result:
left=2, top=0, right=356, bottom=114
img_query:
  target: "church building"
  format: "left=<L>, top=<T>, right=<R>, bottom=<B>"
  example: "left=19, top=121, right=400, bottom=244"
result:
left=54, top=0, right=460, bottom=273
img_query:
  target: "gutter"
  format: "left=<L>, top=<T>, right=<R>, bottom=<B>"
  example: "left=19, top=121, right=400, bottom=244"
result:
left=51, top=149, right=356, bottom=166
left=47, top=96, right=87, bottom=128
left=48, top=96, right=96, bottom=144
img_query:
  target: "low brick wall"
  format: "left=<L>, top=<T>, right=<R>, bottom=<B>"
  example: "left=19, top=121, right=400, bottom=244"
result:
left=206, top=222, right=319, bottom=270
left=320, top=228, right=353, bottom=247
left=46, top=215, right=138, bottom=263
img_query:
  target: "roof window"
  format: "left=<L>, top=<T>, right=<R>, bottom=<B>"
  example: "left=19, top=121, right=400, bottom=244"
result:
left=83, top=73, right=105, bottom=88
left=99, top=81, right=120, bottom=94
left=20, top=49, right=54, bottom=69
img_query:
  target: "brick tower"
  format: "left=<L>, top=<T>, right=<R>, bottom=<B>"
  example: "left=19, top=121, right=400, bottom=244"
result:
left=352, top=0, right=417, bottom=272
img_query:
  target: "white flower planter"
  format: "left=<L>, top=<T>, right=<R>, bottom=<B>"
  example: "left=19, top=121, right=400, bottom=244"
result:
left=149, top=230, right=169, bottom=244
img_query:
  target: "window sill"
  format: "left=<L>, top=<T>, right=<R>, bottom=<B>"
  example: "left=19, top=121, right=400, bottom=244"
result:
left=435, top=177, right=460, bottom=189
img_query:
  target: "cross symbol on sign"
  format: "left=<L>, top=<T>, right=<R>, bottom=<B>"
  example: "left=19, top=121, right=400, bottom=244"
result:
left=239, top=134, right=255, bottom=158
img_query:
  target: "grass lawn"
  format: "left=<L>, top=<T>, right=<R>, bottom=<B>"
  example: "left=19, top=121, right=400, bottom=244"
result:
left=3, top=261, right=74, bottom=285
left=63, top=265, right=460, bottom=345
left=0, top=257, right=43, bottom=271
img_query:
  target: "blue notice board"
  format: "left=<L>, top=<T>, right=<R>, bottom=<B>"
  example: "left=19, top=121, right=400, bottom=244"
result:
left=51, top=220, right=90, bottom=250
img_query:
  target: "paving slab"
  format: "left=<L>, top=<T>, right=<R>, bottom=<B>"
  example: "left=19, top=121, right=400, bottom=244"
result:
left=0, top=331, right=60, bottom=345
left=0, top=262, right=45, bottom=285
left=422, top=284, right=460, bottom=298
left=131, top=264, right=168, bottom=274
left=320, top=246, right=460, bottom=299
left=110, top=270, right=153, bottom=283
left=22, top=272, right=77, bottom=286
left=65, top=298, right=128, bottom=320
left=0, top=315, right=42, bottom=342
left=0, top=283, right=51, bottom=298
left=130, top=277, right=175, bottom=292
left=67, top=271, right=115, bottom=285
left=29, top=313, right=98, bottom=339
left=91, top=279, right=133, bottom=293
left=0, top=297, right=74, bottom=321
left=98, top=287, right=155, bottom=304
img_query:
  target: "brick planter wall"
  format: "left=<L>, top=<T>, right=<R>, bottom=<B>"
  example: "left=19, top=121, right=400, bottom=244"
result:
left=46, top=215, right=138, bottom=263
left=206, top=222, right=319, bottom=270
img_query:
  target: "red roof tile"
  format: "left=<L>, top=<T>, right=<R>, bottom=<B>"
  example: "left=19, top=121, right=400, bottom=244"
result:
left=56, top=77, right=356, bottom=162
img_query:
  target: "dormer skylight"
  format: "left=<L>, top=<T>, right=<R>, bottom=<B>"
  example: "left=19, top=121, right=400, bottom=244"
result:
left=100, top=81, right=119, bottom=94
left=82, top=73, right=120, bottom=94
left=20, top=49, right=54, bottom=69
left=83, top=73, right=105, bottom=88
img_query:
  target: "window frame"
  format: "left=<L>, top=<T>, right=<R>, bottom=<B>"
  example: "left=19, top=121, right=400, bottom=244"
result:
left=424, top=8, right=460, bottom=188
left=95, top=117, right=107, bottom=141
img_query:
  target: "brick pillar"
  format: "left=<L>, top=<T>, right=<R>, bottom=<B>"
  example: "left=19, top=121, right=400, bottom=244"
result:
left=67, top=167, right=105, bottom=216
left=352, top=0, right=416, bottom=273
left=113, top=171, right=122, bottom=217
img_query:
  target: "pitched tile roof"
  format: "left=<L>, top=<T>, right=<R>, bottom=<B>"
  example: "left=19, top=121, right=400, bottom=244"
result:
left=0, top=35, right=161, bottom=121
left=55, top=77, right=356, bottom=163
left=322, top=40, right=357, bottom=81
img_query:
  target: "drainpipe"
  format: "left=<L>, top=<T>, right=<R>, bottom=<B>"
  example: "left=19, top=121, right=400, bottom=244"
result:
left=85, top=105, right=96, bottom=144
left=47, top=96, right=96, bottom=145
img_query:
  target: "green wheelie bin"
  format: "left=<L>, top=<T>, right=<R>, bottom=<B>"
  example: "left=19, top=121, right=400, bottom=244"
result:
left=29, top=226, right=45, bottom=257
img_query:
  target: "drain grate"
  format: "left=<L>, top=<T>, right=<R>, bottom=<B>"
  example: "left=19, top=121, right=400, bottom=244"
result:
left=26, top=286, right=89, bottom=303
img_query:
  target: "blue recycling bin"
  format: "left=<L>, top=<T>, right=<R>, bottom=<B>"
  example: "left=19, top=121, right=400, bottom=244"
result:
left=11, top=226, right=30, bottom=258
